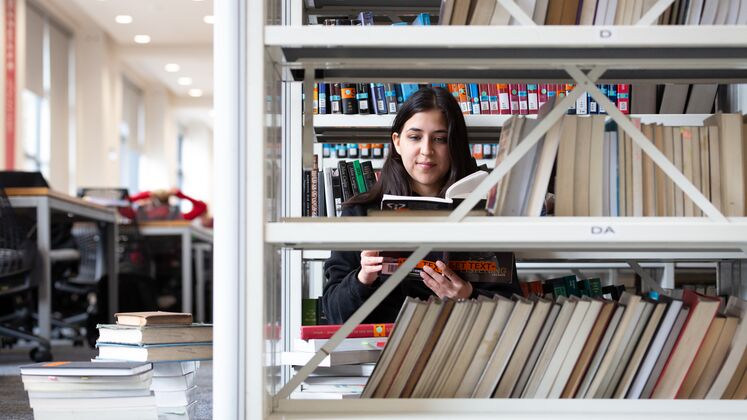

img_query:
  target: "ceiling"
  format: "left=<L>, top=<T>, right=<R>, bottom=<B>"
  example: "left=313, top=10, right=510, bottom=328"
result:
left=69, top=0, right=213, bottom=101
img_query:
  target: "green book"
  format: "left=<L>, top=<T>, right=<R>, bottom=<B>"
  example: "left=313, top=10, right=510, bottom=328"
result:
left=563, top=275, right=581, bottom=297
left=548, top=277, right=568, bottom=298
left=587, top=278, right=603, bottom=297
left=352, top=160, right=367, bottom=193
left=302, top=298, right=317, bottom=326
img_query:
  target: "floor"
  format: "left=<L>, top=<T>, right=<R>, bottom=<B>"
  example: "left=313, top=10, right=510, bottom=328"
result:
left=0, top=341, right=213, bottom=420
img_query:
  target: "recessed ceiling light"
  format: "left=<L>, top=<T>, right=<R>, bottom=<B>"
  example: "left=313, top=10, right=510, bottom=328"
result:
left=133, top=35, right=151, bottom=44
left=115, top=15, right=133, bottom=24
left=164, top=63, right=180, bottom=73
left=178, top=77, right=193, bottom=86
left=188, top=89, right=203, bottom=98
left=203, top=15, right=214, bottom=24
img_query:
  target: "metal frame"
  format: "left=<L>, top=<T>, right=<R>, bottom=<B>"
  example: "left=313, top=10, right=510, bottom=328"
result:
left=8, top=195, right=118, bottom=339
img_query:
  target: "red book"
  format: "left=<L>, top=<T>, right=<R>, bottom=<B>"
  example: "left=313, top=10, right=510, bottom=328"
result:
left=650, top=289, right=720, bottom=398
left=527, top=84, right=539, bottom=114
left=538, top=83, right=549, bottom=110
left=555, top=83, right=566, bottom=99
left=517, top=83, right=529, bottom=115
left=508, top=84, right=520, bottom=115
left=617, top=83, right=630, bottom=114
left=478, top=83, right=491, bottom=114
left=488, top=84, right=499, bottom=114
left=497, top=84, right=510, bottom=115
left=300, top=323, right=395, bottom=340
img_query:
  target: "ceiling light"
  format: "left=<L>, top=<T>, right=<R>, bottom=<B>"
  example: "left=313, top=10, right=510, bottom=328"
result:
left=115, top=15, right=133, bottom=24
left=203, top=15, right=214, bottom=24
left=164, top=63, right=180, bottom=73
left=133, top=35, right=151, bottom=44
left=188, top=89, right=203, bottom=98
left=178, top=77, right=193, bottom=86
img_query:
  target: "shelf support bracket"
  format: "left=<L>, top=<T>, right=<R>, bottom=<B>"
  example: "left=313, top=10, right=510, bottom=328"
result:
left=635, top=0, right=675, bottom=26
left=275, top=245, right=434, bottom=400
left=496, top=0, right=536, bottom=26
left=449, top=66, right=606, bottom=222
left=628, top=260, right=666, bottom=295
left=565, top=66, right=728, bottom=223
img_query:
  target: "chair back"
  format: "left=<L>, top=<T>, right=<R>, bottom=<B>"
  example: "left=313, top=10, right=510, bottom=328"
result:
left=0, top=188, right=37, bottom=291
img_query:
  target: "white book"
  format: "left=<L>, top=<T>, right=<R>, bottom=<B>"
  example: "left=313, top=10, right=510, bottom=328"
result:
left=21, top=361, right=152, bottom=377
left=151, top=371, right=196, bottom=392
left=294, top=336, right=387, bottom=353
left=281, top=350, right=381, bottom=367
left=97, top=323, right=212, bottom=345
left=289, top=391, right=359, bottom=399
left=29, top=394, right=157, bottom=410
left=152, top=361, right=200, bottom=377
left=295, top=363, right=375, bottom=378
left=27, top=389, right=152, bottom=399
left=323, top=167, right=336, bottom=218
left=706, top=297, right=747, bottom=398
left=602, top=300, right=654, bottom=398
left=32, top=407, right=157, bottom=420
left=700, top=0, right=719, bottom=24
left=97, top=342, right=212, bottom=362
left=533, top=0, right=550, bottom=24
left=512, top=301, right=561, bottom=397
left=576, top=305, right=625, bottom=398
left=157, top=401, right=198, bottom=420
left=154, top=385, right=197, bottom=407
left=627, top=298, right=684, bottom=398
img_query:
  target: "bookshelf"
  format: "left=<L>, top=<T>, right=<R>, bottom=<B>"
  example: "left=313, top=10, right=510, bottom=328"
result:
left=216, top=0, right=747, bottom=418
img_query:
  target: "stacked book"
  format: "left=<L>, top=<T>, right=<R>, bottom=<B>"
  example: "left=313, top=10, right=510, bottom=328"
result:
left=96, top=311, right=212, bottom=419
left=285, top=323, right=392, bottom=399
left=362, top=289, right=747, bottom=399
left=20, top=361, right=157, bottom=420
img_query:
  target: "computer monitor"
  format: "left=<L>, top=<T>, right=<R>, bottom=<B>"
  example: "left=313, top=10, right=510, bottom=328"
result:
left=0, top=171, right=49, bottom=188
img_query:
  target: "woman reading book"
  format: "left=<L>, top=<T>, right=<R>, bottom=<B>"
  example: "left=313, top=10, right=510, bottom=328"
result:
left=322, top=87, right=521, bottom=324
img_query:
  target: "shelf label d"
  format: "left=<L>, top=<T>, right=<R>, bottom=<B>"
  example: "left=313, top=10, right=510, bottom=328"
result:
left=591, top=226, right=616, bottom=235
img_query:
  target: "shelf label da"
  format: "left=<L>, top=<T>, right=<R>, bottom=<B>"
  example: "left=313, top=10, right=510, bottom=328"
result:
left=591, top=226, right=615, bottom=235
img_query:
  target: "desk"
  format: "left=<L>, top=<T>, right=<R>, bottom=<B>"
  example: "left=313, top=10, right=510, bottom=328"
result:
left=6, top=188, right=118, bottom=340
left=138, top=220, right=213, bottom=315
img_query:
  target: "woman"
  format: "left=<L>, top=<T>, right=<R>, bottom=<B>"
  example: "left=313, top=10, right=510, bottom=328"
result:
left=322, top=87, right=522, bottom=324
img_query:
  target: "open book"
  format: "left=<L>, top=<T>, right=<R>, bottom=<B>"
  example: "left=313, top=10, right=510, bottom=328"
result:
left=380, top=170, right=489, bottom=211
left=380, top=251, right=514, bottom=284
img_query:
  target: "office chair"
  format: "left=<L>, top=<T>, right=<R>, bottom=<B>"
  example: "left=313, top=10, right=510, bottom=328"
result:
left=0, top=188, right=52, bottom=362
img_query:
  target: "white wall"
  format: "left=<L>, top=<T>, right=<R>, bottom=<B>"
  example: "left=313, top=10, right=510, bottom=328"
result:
left=139, top=85, right=178, bottom=191
left=181, top=120, right=214, bottom=212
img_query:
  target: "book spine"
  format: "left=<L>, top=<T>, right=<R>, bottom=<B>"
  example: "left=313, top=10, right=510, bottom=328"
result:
left=517, top=83, right=529, bottom=115
left=337, top=161, right=353, bottom=202
left=457, top=83, right=470, bottom=115
left=335, top=143, right=347, bottom=158
left=341, top=83, right=358, bottom=114
left=498, top=84, right=511, bottom=115
left=384, top=83, right=399, bottom=114
left=566, top=83, right=576, bottom=114
left=538, top=83, right=549, bottom=111
left=598, top=84, right=607, bottom=114
left=607, top=84, right=618, bottom=111
left=318, top=83, right=328, bottom=114
left=313, top=83, right=319, bottom=114
left=361, top=160, right=377, bottom=191
left=330, top=168, right=343, bottom=217
left=323, top=168, right=335, bottom=218
left=394, top=84, right=404, bottom=111
left=576, top=91, right=589, bottom=115
left=372, top=143, right=384, bottom=159
left=588, top=90, right=598, bottom=114
left=469, top=83, right=481, bottom=114
left=353, top=160, right=367, bottom=193
left=356, top=83, right=371, bottom=115
left=527, top=84, right=539, bottom=114
left=508, top=84, right=520, bottom=115
left=317, top=170, right=326, bottom=217
left=300, top=323, right=395, bottom=340
left=488, top=83, right=499, bottom=115
left=359, top=143, right=371, bottom=159
left=617, top=83, right=630, bottom=114
left=479, top=83, right=491, bottom=114
left=322, top=143, right=331, bottom=158
left=472, top=144, right=484, bottom=159
left=358, top=11, right=374, bottom=25
left=347, top=143, right=359, bottom=159
left=347, top=162, right=360, bottom=196
left=311, top=155, right=319, bottom=217
left=303, top=170, right=311, bottom=217
left=330, top=83, right=342, bottom=114
left=371, top=83, right=388, bottom=114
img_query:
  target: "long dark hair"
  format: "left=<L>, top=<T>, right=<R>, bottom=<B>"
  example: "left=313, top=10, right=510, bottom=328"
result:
left=345, top=86, right=478, bottom=207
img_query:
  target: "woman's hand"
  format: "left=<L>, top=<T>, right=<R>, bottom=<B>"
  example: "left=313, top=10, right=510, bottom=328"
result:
left=421, top=260, right=473, bottom=300
left=357, top=250, right=383, bottom=285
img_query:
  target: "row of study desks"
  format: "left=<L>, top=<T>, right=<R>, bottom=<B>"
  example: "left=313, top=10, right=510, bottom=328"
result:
left=5, top=188, right=213, bottom=341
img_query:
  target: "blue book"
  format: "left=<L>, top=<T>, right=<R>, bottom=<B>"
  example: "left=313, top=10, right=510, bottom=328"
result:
left=412, top=13, right=431, bottom=25
left=318, top=83, right=328, bottom=114
left=468, top=83, right=481, bottom=114
left=598, top=84, right=608, bottom=114
left=400, top=83, right=420, bottom=102
left=607, top=84, right=617, bottom=110
left=370, top=83, right=388, bottom=114
left=384, top=83, right=399, bottom=114
left=358, top=11, right=374, bottom=26
left=395, top=84, right=404, bottom=110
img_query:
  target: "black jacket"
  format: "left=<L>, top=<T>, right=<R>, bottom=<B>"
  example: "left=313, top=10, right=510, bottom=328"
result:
left=321, top=204, right=523, bottom=324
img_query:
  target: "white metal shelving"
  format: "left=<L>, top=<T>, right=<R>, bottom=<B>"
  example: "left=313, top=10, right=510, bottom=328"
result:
left=220, top=0, right=747, bottom=418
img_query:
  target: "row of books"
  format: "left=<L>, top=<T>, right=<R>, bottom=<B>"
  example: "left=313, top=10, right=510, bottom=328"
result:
left=439, top=0, right=747, bottom=26
left=552, top=114, right=745, bottom=217
left=321, top=143, right=497, bottom=161
left=363, top=289, right=747, bottom=399
left=313, top=82, right=633, bottom=116
left=302, top=157, right=379, bottom=217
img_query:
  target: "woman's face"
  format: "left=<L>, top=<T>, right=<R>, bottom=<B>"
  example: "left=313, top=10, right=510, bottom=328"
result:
left=392, top=109, right=451, bottom=197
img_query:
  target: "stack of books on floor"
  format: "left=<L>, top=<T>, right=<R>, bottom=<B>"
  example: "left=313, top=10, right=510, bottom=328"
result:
left=285, top=323, right=392, bottom=399
left=96, top=311, right=212, bottom=419
left=20, top=361, right=157, bottom=420
left=362, top=289, right=747, bottom=399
